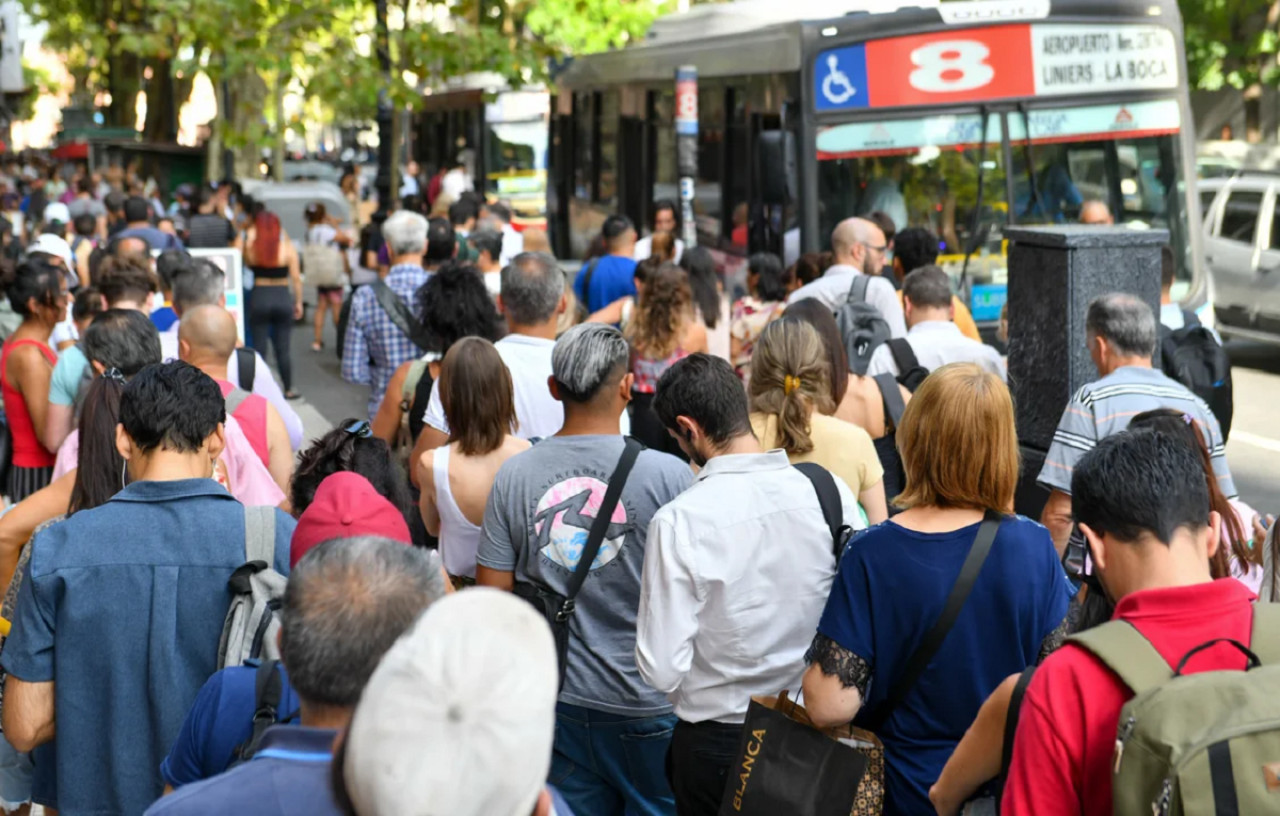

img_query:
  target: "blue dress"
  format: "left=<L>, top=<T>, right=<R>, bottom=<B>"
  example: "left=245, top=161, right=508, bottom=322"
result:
left=814, top=515, right=1072, bottom=816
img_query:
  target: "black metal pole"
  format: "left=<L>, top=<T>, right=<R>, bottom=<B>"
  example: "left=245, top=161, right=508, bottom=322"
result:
left=374, top=0, right=393, bottom=218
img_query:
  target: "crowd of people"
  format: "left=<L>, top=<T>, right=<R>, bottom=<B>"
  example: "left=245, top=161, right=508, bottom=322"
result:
left=0, top=153, right=1267, bottom=816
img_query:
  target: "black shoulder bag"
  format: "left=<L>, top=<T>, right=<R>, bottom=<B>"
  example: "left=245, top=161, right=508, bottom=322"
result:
left=514, top=437, right=643, bottom=690
left=371, top=278, right=431, bottom=352
left=863, top=510, right=1003, bottom=732
left=794, top=462, right=854, bottom=559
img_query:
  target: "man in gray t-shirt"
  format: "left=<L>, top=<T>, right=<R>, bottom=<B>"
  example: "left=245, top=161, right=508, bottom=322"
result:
left=478, top=324, right=692, bottom=815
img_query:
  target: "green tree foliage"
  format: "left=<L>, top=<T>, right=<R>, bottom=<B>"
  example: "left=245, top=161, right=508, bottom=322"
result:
left=1179, top=0, right=1279, bottom=140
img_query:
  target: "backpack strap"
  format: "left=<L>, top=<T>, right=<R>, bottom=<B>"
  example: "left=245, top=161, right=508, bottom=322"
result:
left=1001, top=665, right=1038, bottom=783
left=887, top=338, right=921, bottom=377
left=865, top=511, right=1003, bottom=731
left=236, top=659, right=283, bottom=763
left=243, top=505, right=277, bottom=566
left=848, top=274, right=871, bottom=304
left=372, top=279, right=430, bottom=352
left=236, top=347, right=256, bottom=393
left=793, top=463, right=851, bottom=559
left=562, top=438, right=643, bottom=615
left=1068, top=621, right=1172, bottom=695
left=873, top=373, right=906, bottom=430
left=1250, top=603, right=1280, bottom=665
left=1182, top=308, right=1200, bottom=328
left=225, top=387, right=253, bottom=415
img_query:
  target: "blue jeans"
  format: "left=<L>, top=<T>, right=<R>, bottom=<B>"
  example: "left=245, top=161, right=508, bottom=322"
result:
left=551, top=702, right=677, bottom=816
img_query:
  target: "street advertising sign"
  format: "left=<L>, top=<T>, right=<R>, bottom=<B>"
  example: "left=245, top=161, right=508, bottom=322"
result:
left=190, top=248, right=247, bottom=341
left=676, top=65, right=698, bottom=248
left=814, top=23, right=1178, bottom=112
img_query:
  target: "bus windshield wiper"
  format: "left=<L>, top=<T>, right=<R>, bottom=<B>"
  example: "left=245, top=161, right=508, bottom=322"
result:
left=1017, top=102, right=1043, bottom=221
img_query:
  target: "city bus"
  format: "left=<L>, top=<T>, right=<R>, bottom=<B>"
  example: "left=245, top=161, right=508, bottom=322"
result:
left=548, top=0, right=1202, bottom=327
left=413, top=74, right=550, bottom=229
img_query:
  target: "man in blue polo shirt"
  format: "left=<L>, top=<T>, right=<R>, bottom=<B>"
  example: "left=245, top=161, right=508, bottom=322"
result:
left=574, top=214, right=638, bottom=313
left=145, top=536, right=448, bottom=815
left=1, top=361, right=295, bottom=816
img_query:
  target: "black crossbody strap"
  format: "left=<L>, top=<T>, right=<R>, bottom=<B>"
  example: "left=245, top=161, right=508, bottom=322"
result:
left=865, top=510, right=1003, bottom=731
left=580, top=257, right=601, bottom=305
left=372, top=279, right=430, bottom=351
left=562, top=438, right=643, bottom=612
left=793, top=462, right=848, bottom=559
left=236, top=347, right=256, bottom=392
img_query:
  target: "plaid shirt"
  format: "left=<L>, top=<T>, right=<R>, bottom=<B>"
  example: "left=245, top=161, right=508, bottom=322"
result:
left=342, top=263, right=429, bottom=418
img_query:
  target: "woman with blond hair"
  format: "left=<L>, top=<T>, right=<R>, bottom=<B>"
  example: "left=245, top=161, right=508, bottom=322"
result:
left=418, top=337, right=529, bottom=586
left=800, top=363, right=1071, bottom=816
left=748, top=317, right=888, bottom=524
left=626, top=261, right=706, bottom=456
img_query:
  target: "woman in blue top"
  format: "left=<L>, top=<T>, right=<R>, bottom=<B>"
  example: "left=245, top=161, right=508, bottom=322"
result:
left=802, top=363, right=1072, bottom=816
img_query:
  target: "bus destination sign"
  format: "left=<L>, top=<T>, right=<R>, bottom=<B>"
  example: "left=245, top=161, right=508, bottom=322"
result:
left=814, top=23, right=1178, bottom=112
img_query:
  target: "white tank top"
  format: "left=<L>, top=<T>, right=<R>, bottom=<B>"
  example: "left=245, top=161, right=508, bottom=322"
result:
left=432, top=445, right=483, bottom=579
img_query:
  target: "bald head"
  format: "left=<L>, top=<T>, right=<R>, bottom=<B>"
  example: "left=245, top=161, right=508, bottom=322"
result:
left=116, top=236, right=150, bottom=259
left=831, top=217, right=886, bottom=274
left=1080, top=200, right=1114, bottom=226
left=179, top=304, right=238, bottom=367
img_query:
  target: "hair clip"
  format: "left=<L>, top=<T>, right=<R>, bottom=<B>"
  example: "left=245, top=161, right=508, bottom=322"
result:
left=344, top=419, right=373, bottom=439
left=1182, top=412, right=1194, bottom=426
left=784, top=375, right=802, bottom=395
left=102, top=368, right=126, bottom=384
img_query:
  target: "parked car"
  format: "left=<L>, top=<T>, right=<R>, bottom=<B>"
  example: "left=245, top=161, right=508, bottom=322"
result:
left=242, top=180, right=352, bottom=247
left=1201, top=172, right=1280, bottom=343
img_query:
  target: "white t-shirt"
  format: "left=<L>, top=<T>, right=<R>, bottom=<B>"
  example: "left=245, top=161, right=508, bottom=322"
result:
left=423, top=333, right=630, bottom=439
left=634, top=235, right=685, bottom=264
left=483, top=271, right=502, bottom=299
left=500, top=224, right=524, bottom=266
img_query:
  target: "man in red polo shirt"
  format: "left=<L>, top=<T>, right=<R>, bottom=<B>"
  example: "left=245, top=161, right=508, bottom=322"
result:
left=1002, top=430, right=1256, bottom=815
left=178, top=305, right=294, bottom=494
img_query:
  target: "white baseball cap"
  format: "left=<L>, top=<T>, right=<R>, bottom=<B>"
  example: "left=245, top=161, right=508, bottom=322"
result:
left=343, top=589, right=558, bottom=816
left=43, top=202, right=71, bottom=225
left=28, top=233, right=75, bottom=272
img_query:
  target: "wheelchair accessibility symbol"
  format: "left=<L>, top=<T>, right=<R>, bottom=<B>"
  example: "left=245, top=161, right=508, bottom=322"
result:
left=822, top=55, right=857, bottom=105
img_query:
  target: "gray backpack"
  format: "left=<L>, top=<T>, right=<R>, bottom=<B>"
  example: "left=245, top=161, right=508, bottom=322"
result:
left=834, top=275, right=892, bottom=376
left=217, top=506, right=285, bottom=669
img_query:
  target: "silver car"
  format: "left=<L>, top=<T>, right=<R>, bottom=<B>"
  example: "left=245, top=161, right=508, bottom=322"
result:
left=1201, top=172, right=1280, bottom=342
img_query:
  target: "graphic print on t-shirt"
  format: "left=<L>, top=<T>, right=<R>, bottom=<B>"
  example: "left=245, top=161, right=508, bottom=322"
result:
left=532, top=476, right=628, bottom=570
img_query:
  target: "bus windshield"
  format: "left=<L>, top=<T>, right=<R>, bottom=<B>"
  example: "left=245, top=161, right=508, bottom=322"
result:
left=815, top=97, right=1189, bottom=320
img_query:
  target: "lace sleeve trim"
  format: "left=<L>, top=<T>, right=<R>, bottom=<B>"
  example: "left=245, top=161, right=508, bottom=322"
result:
left=1037, top=608, right=1076, bottom=664
left=804, top=633, right=872, bottom=694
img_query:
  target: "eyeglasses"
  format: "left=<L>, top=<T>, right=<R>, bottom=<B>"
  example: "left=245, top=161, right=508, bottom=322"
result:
left=861, top=242, right=888, bottom=254
left=344, top=420, right=373, bottom=439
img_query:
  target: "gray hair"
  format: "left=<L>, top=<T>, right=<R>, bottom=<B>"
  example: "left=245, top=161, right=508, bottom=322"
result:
left=1086, top=293, right=1157, bottom=358
left=553, top=323, right=630, bottom=402
left=83, top=308, right=162, bottom=375
left=280, top=536, right=447, bottom=708
left=381, top=210, right=429, bottom=257
left=171, top=259, right=225, bottom=312
left=500, top=252, right=564, bottom=326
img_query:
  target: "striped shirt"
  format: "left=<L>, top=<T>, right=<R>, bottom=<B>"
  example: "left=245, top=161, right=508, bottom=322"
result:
left=1037, top=365, right=1236, bottom=498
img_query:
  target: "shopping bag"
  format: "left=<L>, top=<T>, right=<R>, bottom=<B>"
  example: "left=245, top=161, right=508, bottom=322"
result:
left=718, top=692, right=871, bottom=816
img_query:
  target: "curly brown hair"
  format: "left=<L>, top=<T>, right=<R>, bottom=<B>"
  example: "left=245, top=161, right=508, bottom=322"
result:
left=628, top=262, right=692, bottom=361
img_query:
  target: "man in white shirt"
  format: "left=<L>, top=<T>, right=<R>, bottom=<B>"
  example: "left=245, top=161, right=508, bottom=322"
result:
left=866, top=264, right=1006, bottom=382
left=636, top=353, right=861, bottom=816
left=469, top=229, right=504, bottom=299
left=412, top=253, right=631, bottom=486
left=788, top=216, right=907, bottom=338
left=440, top=157, right=473, bottom=201
left=633, top=199, right=685, bottom=263
left=482, top=201, right=525, bottom=265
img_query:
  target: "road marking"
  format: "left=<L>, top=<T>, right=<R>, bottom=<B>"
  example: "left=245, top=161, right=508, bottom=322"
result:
left=1231, top=431, right=1280, bottom=454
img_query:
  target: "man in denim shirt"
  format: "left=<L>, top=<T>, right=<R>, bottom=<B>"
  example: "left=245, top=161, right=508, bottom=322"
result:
left=1, top=361, right=294, bottom=816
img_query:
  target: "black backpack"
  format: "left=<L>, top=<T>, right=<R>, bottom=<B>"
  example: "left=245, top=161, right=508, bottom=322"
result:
left=834, top=276, right=892, bottom=376
left=886, top=338, right=931, bottom=393
left=1158, top=310, right=1234, bottom=441
left=871, top=374, right=907, bottom=510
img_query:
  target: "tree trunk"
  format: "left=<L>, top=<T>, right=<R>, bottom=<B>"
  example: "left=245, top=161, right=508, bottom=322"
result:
left=1245, top=84, right=1263, bottom=144
left=225, top=69, right=269, bottom=179
left=142, top=58, right=178, bottom=142
left=272, top=66, right=286, bottom=181
left=107, top=50, right=141, bottom=130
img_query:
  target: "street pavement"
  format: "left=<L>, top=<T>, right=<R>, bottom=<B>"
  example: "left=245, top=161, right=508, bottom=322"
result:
left=272, top=312, right=372, bottom=445
left=1224, top=342, right=1280, bottom=514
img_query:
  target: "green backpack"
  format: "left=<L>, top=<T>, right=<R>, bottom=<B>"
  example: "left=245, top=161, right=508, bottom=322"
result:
left=1068, top=603, right=1280, bottom=816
